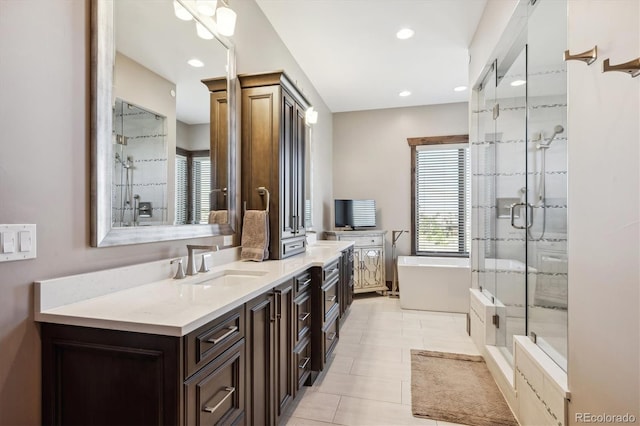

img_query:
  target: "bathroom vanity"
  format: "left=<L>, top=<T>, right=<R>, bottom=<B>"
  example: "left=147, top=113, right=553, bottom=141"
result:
left=36, top=242, right=353, bottom=426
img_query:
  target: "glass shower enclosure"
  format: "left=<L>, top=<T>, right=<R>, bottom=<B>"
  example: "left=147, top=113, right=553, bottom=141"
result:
left=471, top=0, right=568, bottom=370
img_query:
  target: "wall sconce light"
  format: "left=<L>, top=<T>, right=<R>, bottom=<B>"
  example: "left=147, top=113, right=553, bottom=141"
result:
left=196, top=0, right=217, bottom=16
left=306, top=107, right=318, bottom=124
left=174, top=0, right=237, bottom=38
left=196, top=21, right=214, bottom=39
left=216, top=1, right=237, bottom=37
left=173, top=1, right=193, bottom=20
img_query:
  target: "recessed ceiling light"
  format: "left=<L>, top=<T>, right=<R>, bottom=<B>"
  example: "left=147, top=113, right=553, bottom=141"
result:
left=399, top=90, right=412, bottom=97
left=396, top=28, right=415, bottom=40
left=510, top=79, right=526, bottom=87
left=188, top=58, right=205, bottom=67
left=454, top=86, right=468, bottom=92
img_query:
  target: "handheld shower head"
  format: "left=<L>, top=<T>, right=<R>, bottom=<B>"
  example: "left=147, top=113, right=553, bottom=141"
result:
left=537, top=125, right=565, bottom=149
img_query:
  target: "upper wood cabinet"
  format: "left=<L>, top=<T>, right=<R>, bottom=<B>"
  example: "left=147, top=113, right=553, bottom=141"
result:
left=202, top=77, right=229, bottom=211
left=239, top=71, right=310, bottom=259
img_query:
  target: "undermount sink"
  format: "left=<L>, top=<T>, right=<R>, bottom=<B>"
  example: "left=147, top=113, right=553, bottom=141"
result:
left=191, top=269, right=269, bottom=286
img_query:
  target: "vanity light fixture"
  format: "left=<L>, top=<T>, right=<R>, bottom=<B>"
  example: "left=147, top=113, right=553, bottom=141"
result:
left=216, top=0, right=237, bottom=37
left=196, top=21, right=214, bottom=40
left=454, top=86, right=468, bottom=92
left=187, top=58, right=205, bottom=67
left=396, top=28, right=415, bottom=40
left=305, top=107, right=318, bottom=124
left=196, top=0, right=217, bottom=16
left=173, top=0, right=193, bottom=20
left=399, top=90, right=412, bottom=97
left=511, top=79, right=526, bottom=87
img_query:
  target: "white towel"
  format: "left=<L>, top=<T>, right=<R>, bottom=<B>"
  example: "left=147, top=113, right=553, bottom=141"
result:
left=240, top=210, right=269, bottom=261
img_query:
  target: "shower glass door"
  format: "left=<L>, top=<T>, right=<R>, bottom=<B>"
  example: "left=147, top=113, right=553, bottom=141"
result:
left=526, top=0, right=568, bottom=370
left=493, top=46, right=528, bottom=358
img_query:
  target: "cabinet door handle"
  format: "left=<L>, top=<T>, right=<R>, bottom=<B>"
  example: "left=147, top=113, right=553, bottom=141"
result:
left=327, top=332, right=337, bottom=341
left=275, top=290, right=282, bottom=319
left=203, top=386, right=235, bottom=414
left=298, top=357, right=311, bottom=369
left=326, top=295, right=337, bottom=303
left=206, top=326, right=238, bottom=345
left=298, top=312, right=310, bottom=322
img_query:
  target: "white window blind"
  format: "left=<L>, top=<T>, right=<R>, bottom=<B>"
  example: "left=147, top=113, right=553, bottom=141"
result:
left=175, top=154, right=188, bottom=225
left=415, top=144, right=470, bottom=255
left=192, top=157, right=211, bottom=224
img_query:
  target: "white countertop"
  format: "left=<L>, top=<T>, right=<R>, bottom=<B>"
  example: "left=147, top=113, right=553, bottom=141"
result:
left=35, top=242, right=353, bottom=337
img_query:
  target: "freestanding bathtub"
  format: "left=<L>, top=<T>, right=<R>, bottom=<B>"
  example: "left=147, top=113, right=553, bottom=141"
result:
left=397, top=256, right=471, bottom=313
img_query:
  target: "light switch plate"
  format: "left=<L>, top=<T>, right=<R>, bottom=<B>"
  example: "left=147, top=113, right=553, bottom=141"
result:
left=0, top=224, right=36, bottom=262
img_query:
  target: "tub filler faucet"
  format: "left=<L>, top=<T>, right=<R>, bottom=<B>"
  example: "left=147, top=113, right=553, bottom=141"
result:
left=186, top=244, right=219, bottom=276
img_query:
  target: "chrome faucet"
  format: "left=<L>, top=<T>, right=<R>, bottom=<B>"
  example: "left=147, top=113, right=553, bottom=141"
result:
left=186, top=244, right=219, bottom=276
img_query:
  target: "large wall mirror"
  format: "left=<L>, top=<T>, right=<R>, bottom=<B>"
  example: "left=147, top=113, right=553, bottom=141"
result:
left=91, top=0, right=237, bottom=247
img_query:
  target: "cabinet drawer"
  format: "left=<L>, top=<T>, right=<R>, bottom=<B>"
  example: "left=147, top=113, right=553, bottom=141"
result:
left=295, top=270, right=312, bottom=295
left=294, top=291, right=312, bottom=343
left=282, top=236, right=306, bottom=258
left=294, top=337, right=312, bottom=390
left=322, top=276, right=339, bottom=321
left=323, top=260, right=340, bottom=282
left=184, top=339, right=245, bottom=426
left=342, top=235, right=383, bottom=247
left=323, top=312, right=339, bottom=361
left=185, top=306, right=245, bottom=378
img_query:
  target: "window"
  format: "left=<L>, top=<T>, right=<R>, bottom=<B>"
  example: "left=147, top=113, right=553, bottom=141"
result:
left=175, top=148, right=211, bottom=224
left=409, top=136, right=470, bottom=256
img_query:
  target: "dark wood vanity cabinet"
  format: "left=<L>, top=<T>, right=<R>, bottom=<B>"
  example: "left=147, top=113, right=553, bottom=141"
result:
left=311, top=259, right=341, bottom=372
left=41, top=260, right=352, bottom=426
left=239, top=71, right=310, bottom=259
left=340, top=247, right=355, bottom=316
left=41, top=305, right=246, bottom=426
left=245, top=279, right=295, bottom=426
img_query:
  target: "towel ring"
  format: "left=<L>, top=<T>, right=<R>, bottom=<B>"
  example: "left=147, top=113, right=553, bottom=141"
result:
left=257, top=187, right=270, bottom=213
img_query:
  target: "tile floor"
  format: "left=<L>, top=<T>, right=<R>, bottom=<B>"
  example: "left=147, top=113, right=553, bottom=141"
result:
left=282, top=294, right=481, bottom=426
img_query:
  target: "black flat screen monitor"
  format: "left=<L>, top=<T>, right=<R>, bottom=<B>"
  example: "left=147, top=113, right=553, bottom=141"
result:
left=335, top=199, right=376, bottom=229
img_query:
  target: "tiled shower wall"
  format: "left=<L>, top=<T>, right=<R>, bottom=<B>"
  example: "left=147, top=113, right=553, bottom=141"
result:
left=112, top=99, right=169, bottom=226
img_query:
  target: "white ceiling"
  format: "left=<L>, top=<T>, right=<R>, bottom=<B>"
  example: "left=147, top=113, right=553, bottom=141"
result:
left=255, top=0, right=488, bottom=113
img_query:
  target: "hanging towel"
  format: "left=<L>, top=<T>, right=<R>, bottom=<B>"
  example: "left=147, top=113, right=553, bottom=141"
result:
left=241, top=210, right=269, bottom=261
left=208, top=210, right=228, bottom=224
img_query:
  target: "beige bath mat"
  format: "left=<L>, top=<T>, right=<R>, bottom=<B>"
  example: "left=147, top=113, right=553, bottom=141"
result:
left=411, top=350, right=518, bottom=426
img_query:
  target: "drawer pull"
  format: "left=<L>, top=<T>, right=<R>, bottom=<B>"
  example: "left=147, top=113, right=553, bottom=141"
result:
left=299, top=278, right=312, bottom=287
left=327, top=332, right=337, bottom=341
left=288, top=243, right=303, bottom=250
left=326, top=267, right=339, bottom=275
left=326, top=295, right=337, bottom=303
left=298, top=357, right=311, bottom=370
left=207, top=326, right=238, bottom=345
left=298, top=312, right=310, bottom=321
left=203, top=386, right=235, bottom=414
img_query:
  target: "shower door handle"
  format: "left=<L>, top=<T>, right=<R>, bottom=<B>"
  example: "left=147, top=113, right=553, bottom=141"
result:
left=510, top=202, right=527, bottom=229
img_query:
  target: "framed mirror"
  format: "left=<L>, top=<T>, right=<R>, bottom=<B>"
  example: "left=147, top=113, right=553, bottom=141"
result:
left=91, top=0, right=237, bottom=247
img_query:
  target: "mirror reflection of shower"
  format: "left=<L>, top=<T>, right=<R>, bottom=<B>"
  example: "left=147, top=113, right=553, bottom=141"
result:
left=529, top=124, right=564, bottom=240
left=112, top=98, right=168, bottom=227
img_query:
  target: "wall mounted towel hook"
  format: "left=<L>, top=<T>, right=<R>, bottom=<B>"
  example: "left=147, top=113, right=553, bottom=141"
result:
left=256, top=187, right=270, bottom=213
left=602, top=57, right=640, bottom=77
left=563, top=46, right=597, bottom=65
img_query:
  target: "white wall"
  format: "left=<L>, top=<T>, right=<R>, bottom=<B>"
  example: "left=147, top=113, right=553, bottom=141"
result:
left=566, top=0, right=639, bottom=421
left=333, top=103, right=469, bottom=280
left=0, top=0, right=333, bottom=424
left=177, top=121, right=210, bottom=151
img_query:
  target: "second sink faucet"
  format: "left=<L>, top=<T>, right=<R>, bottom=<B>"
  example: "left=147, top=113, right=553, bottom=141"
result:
left=186, top=244, right=219, bottom=276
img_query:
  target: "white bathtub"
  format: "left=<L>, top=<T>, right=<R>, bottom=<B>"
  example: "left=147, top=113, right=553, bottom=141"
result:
left=397, top=256, right=471, bottom=313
